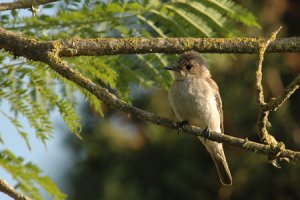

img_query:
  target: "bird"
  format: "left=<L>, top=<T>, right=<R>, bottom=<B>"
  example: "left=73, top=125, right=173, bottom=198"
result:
left=164, top=50, right=232, bottom=185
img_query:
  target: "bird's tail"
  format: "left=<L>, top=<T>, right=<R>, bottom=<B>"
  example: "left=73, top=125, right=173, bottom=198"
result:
left=210, top=147, right=232, bottom=185
left=199, top=137, right=232, bottom=185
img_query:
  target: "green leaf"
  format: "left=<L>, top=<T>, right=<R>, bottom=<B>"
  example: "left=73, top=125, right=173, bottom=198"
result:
left=57, top=99, right=82, bottom=139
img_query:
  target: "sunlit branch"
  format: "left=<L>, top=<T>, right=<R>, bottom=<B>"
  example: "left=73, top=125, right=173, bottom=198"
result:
left=1, top=28, right=300, bottom=60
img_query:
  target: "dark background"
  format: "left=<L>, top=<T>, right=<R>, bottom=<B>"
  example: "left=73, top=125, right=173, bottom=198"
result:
left=61, top=0, right=300, bottom=199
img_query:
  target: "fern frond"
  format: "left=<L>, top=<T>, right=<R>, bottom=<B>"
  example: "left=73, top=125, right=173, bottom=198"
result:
left=117, top=57, right=153, bottom=87
left=164, top=4, right=213, bottom=37
left=136, top=54, right=166, bottom=86
left=26, top=66, right=59, bottom=108
left=23, top=95, right=53, bottom=143
left=80, top=88, right=104, bottom=116
left=149, top=9, right=189, bottom=36
left=67, top=57, right=118, bottom=89
left=1, top=88, right=52, bottom=142
left=137, top=15, right=166, bottom=37
left=0, top=110, right=30, bottom=149
left=30, top=63, right=83, bottom=139
left=57, top=99, right=82, bottom=138
left=0, top=64, right=56, bottom=145
left=200, top=0, right=261, bottom=28
left=32, top=63, right=83, bottom=138
left=171, top=0, right=231, bottom=36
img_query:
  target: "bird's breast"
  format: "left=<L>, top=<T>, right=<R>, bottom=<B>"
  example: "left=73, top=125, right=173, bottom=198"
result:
left=168, top=78, right=220, bottom=131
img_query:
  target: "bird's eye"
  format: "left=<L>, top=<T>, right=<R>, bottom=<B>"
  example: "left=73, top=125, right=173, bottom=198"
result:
left=186, top=64, right=192, bottom=70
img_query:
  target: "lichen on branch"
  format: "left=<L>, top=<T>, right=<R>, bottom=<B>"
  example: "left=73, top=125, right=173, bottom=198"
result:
left=255, top=27, right=282, bottom=146
left=253, top=27, right=300, bottom=166
left=1, top=28, right=300, bottom=58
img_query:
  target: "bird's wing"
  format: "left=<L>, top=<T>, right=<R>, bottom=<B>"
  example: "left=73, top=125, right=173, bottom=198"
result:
left=206, top=77, right=224, bottom=133
left=214, top=92, right=224, bottom=133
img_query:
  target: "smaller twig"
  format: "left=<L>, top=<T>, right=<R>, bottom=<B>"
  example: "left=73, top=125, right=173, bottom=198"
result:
left=263, top=74, right=300, bottom=111
left=255, top=43, right=266, bottom=106
left=255, top=27, right=282, bottom=106
left=255, top=26, right=282, bottom=145
left=0, top=178, right=31, bottom=200
left=0, top=0, right=58, bottom=12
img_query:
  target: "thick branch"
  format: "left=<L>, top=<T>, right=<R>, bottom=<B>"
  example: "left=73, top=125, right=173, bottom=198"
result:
left=0, top=0, right=58, bottom=11
left=1, top=28, right=300, bottom=58
left=0, top=178, right=31, bottom=200
left=49, top=37, right=300, bottom=55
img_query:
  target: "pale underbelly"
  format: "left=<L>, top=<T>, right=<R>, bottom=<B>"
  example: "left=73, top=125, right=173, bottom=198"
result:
left=169, top=83, right=221, bottom=132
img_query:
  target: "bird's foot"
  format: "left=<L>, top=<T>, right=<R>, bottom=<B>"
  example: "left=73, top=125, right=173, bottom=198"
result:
left=176, top=120, right=189, bottom=134
left=202, top=126, right=211, bottom=142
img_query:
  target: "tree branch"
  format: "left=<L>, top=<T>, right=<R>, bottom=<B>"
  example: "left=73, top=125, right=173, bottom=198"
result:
left=0, top=178, right=31, bottom=200
left=255, top=27, right=282, bottom=146
left=253, top=26, right=300, bottom=166
left=0, top=0, right=59, bottom=11
left=1, top=28, right=300, bottom=58
left=1, top=28, right=300, bottom=162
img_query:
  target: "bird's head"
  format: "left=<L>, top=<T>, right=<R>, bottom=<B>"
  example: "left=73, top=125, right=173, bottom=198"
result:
left=164, top=51, right=210, bottom=80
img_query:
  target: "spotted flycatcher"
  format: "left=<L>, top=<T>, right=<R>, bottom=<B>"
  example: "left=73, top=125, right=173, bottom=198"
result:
left=165, top=51, right=232, bottom=185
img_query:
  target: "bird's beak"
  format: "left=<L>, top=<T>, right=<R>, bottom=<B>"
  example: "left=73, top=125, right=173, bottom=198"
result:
left=164, top=65, right=179, bottom=71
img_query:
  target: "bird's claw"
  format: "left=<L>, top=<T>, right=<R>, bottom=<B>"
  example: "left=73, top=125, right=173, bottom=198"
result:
left=176, top=120, right=189, bottom=134
left=203, top=126, right=211, bottom=142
